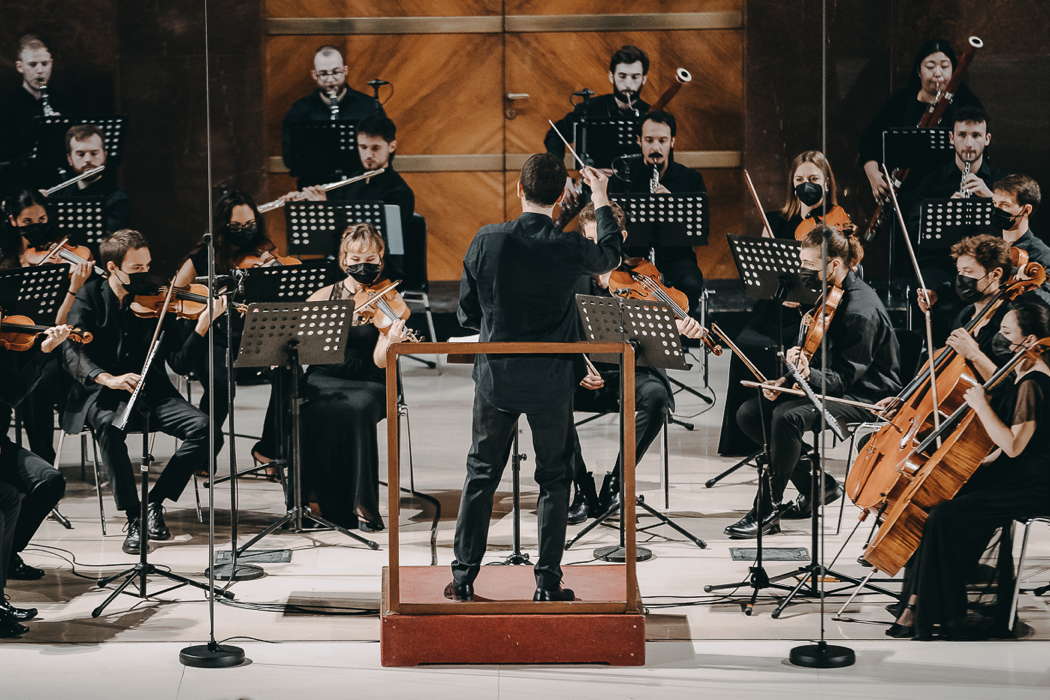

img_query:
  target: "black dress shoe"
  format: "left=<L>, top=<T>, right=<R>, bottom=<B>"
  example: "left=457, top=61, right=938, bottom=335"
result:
left=443, top=581, right=474, bottom=602
left=533, top=586, right=575, bottom=602
left=122, top=518, right=143, bottom=555
left=885, top=603, right=915, bottom=638
left=0, top=598, right=38, bottom=622
left=779, top=479, right=843, bottom=520
left=596, top=471, right=620, bottom=513
left=724, top=507, right=781, bottom=539
left=8, top=554, right=45, bottom=581
left=358, top=515, right=386, bottom=533
left=146, top=503, right=171, bottom=541
left=0, top=612, right=28, bottom=638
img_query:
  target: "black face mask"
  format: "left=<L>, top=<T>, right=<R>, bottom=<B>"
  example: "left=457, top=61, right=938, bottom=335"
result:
left=118, top=270, right=154, bottom=295
left=225, top=222, right=258, bottom=248
left=990, top=332, right=1015, bottom=358
left=795, top=182, right=824, bottom=207
left=346, top=262, right=381, bottom=285
left=954, top=273, right=988, bottom=304
left=20, top=221, right=56, bottom=249
left=797, top=267, right=823, bottom=293
left=992, top=206, right=1019, bottom=232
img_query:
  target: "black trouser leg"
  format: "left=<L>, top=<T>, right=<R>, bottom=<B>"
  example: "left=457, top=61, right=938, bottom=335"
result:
left=451, top=391, right=518, bottom=586
left=526, top=401, right=575, bottom=588
left=194, top=350, right=230, bottom=441
left=2, top=444, right=65, bottom=553
left=87, top=406, right=139, bottom=514
left=0, top=481, right=22, bottom=593
left=148, top=394, right=212, bottom=505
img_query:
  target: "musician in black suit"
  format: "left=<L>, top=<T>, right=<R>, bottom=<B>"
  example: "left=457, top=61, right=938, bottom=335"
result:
left=448, top=155, right=621, bottom=602
left=50, top=124, right=130, bottom=237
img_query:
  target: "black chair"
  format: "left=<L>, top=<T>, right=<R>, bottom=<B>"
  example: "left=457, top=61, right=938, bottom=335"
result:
left=400, top=214, right=438, bottom=344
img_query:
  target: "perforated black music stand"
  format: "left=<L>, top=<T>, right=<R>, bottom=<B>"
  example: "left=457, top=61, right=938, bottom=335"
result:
left=576, top=117, right=640, bottom=169
left=285, top=121, right=358, bottom=184
left=0, top=264, right=67, bottom=319
left=612, top=192, right=710, bottom=247
left=239, top=259, right=342, bottom=303
left=727, top=235, right=819, bottom=306
left=51, top=197, right=107, bottom=247
left=881, top=127, right=952, bottom=170
left=567, top=294, right=706, bottom=559
left=233, top=300, right=380, bottom=552
left=32, top=114, right=128, bottom=168
left=285, top=200, right=402, bottom=256
left=918, top=198, right=995, bottom=246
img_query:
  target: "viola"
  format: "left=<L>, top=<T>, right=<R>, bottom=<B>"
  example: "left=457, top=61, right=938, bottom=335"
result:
left=352, top=279, right=421, bottom=342
left=607, top=259, right=723, bottom=355
left=131, top=283, right=247, bottom=320
left=792, top=205, right=855, bottom=242
left=234, top=250, right=302, bottom=269
left=23, top=238, right=104, bottom=277
left=796, top=284, right=844, bottom=362
left=0, top=314, right=93, bottom=351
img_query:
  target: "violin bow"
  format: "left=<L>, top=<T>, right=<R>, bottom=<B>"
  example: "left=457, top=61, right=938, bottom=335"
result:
left=711, top=322, right=767, bottom=384
left=883, top=164, right=942, bottom=434
left=743, top=169, right=775, bottom=238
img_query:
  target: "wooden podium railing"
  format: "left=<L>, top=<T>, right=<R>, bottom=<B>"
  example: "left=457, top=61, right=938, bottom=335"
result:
left=384, top=341, right=638, bottom=614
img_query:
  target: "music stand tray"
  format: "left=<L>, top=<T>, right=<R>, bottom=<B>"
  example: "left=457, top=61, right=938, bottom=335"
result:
left=52, top=197, right=108, bottom=247
left=0, top=264, right=68, bottom=320
left=32, top=114, right=128, bottom=168
left=881, top=127, right=952, bottom=171
left=727, top=235, right=818, bottom=305
left=576, top=117, right=640, bottom=169
left=233, top=300, right=379, bottom=551
left=570, top=294, right=706, bottom=556
left=239, top=259, right=342, bottom=303
left=285, top=200, right=402, bottom=257
left=918, top=198, right=995, bottom=247
left=612, top=193, right=709, bottom=247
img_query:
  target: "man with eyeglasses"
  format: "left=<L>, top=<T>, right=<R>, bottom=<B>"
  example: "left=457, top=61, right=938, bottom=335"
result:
left=281, top=44, right=385, bottom=188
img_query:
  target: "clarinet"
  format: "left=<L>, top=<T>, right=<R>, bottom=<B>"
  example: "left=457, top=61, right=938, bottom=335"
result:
left=960, top=159, right=973, bottom=199
left=650, top=164, right=661, bottom=193
left=39, top=84, right=59, bottom=117
left=326, top=88, right=340, bottom=121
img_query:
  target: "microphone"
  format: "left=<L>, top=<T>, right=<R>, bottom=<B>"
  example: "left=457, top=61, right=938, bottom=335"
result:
left=367, top=79, right=391, bottom=88
left=572, top=88, right=596, bottom=98
left=196, top=270, right=247, bottom=292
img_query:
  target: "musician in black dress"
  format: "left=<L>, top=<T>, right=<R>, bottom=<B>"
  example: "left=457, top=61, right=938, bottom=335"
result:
left=295, top=223, right=409, bottom=532
left=0, top=323, right=71, bottom=637
left=726, top=225, right=901, bottom=539
left=718, top=151, right=848, bottom=455
left=992, top=174, right=1050, bottom=306
left=50, top=124, right=130, bottom=237
left=448, top=156, right=621, bottom=602
left=887, top=301, right=1050, bottom=640
left=281, top=45, right=385, bottom=187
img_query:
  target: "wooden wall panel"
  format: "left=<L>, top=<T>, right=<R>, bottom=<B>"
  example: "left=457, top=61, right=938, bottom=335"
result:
left=266, top=1, right=500, bottom=17
left=265, top=33, right=503, bottom=159
left=509, top=0, right=740, bottom=13
left=504, top=30, right=744, bottom=154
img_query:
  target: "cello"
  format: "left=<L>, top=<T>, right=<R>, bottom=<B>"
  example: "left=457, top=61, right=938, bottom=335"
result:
left=846, top=256, right=1046, bottom=513
left=863, top=336, right=1050, bottom=575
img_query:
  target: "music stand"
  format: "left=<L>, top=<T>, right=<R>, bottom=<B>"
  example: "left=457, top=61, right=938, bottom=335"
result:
left=32, top=114, right=128, bottom=168
left=0, top=265, right=67, bottom=320
left=567, top=294, right=706, bottom=560
left=881, top=127, right=952, bottom=170
left=52, top=197, right=107, bottom=248
left=727, top=235, right=819, bottom=306
left=576, top=117, right=640, bottom=169
left=240, top=259, right=342, bottom=303
left=285, top=121, right=358, bottom=184
left=612, top=193, right=710, bottom=247
left=918, top=198, right=995, bottom=247
left=285, top=200, right=403, bottom=257
left=233, top=300, right=380, bottom=553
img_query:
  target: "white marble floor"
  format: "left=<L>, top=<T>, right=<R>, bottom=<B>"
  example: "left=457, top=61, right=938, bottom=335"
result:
left=3, top=351, right=1049, bottom=693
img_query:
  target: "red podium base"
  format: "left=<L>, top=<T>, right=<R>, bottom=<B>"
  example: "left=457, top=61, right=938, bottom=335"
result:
left=380, top=565, right=645, bottom=666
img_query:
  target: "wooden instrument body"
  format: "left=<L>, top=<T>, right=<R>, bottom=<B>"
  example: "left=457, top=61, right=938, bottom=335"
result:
left=792, top=205, right=853, bottom=241
left=22, top=242, right=94, bottom=268
left=234, top=251, right=302, bottom=269
left=608, top=260, right=690, bottom=315
left=0, top=314, right=93, bottom=350
left=798, top=285, right=843, bottom=362
left=353, top=280, right=420, bottom=342
left=131, top=283, right=247, bottom=320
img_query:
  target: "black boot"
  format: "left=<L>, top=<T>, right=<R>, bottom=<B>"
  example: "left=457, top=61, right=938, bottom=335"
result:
left=780, top=477, right=843, bottom=520
left=567, top=472, right=600, bottom=525
left=122, top=516, right=143, bottom=555
left=0, top=597, right=38, bottom=622
left=596, top=470, right=621, bottom=513
left=724, top=488, right=780, bottom=539
left=147, top=502, right=171, bottom=541
left=0, top=610, right=28, bottom=638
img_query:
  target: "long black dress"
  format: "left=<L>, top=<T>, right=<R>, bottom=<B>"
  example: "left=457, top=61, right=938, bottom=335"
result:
left=299, top=283, right=387, bottom=529
left=903, top=370, right=1050, bottom=639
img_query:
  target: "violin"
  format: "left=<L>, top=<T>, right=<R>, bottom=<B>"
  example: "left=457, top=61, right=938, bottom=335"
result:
left=607, top=259, right=723, bottom=355
left=23, top=238, right=103, bottom=276
left=796, top=284, right=844, bottom=362
left=234, top=250, right=302, bottom=269
left=793, top=205, right=855, bottom=242
left=352, top=279, right=421, bottom=342
left=0, top=314, right=93, bottom=351
left=130, top=284, right=247, bottom=320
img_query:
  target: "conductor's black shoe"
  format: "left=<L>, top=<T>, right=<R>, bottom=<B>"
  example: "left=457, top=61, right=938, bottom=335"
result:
left=443, top=581, right=474, bottom=602
left=122, top=518, right=143, bottom=555
left=8, top=554, right=45, bottom=581
left=533, top=586, right=575, bottom=602
left=0, top=612, right=28, bottom=638
left=146, top=503, right=171, bottom=541
left=0, top=598, right=38, bottom=622
left=724, top=508, right=781, bottom=539
left=779, top=479, right=843, bottom=520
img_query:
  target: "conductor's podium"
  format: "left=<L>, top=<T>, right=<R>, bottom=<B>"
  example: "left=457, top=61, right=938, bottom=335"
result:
left=382, top=342, right=645, bottom=667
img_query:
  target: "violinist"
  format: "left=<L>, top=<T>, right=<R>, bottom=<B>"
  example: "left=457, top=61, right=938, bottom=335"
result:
left=61, top=229, right=227, bottom=555
left=612, top=110, right=706, bottom=316
left=50, top=124, right=130, bottom=236
left=0, top=321, right=72, bottom=637
left=887, top=301, right=1050, bottom=640
left=718, top=151, right=850, bottom=456
left=992, top=174, right=1050, bottom=306
left=568, top=202, right=706, bottom=523
left=859, top=38, right=983, bottom=205
left=300, top=223, right=408, bottom=531
left=726, top=225, right=901, bottom=539
left=447, top=157, right=621, bottom=602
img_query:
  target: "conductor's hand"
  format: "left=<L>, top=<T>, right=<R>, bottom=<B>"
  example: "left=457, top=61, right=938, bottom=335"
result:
left=40, top=324, right=72, bottom=353
left=676, top=316, right=704, bottom=339
left=580, top=166, right=610, bottom=207
left=580, top=367, right=604, bottom=391
left=916, top=288, right=938, bottom=313
left=98, top=372, right=141, bottom=393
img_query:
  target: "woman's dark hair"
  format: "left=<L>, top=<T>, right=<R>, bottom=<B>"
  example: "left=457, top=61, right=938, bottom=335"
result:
left=801, top=223, right=864, bottom=269
left=910, top=38, right=958, bottom=84
left=211, top=186, right=271, bottom=270
left=2, top=188, right=50, bottom=222
left=2, top=188, right=52, bottom=266
left=1009, top=299, right=1050, bottom=342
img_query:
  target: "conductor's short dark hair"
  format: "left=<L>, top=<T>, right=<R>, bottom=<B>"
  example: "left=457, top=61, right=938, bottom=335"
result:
left=519, top=153, right=566, bottom=206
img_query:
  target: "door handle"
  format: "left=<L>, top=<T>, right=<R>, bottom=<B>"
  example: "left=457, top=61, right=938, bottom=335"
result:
left=505, top=93, right=530, bottom=119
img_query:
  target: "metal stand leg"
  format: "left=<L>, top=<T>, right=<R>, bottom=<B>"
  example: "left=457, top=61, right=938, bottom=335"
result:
left=705, top=451, right=761, bottom=489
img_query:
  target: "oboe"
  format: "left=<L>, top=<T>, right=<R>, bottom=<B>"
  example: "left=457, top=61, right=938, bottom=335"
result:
left=39, top=83, right=59, bottom=117
left=960, top=158, right=973, bottom=199
left=650, top=164, right=661, bottom=193
left=325, top=87, right=340, bottom=121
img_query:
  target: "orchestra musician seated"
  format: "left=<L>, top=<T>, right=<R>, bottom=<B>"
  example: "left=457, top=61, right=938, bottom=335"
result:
left=50, top=124, right=130, bottom=236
